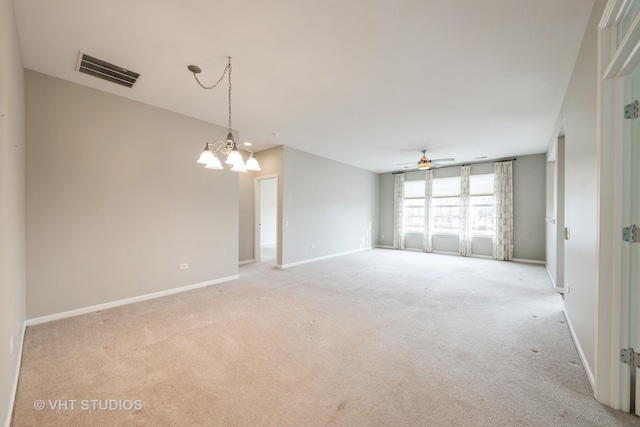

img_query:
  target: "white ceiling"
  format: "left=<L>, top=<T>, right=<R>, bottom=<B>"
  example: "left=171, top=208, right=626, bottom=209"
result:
left=13, top=0, right=595, bottom=173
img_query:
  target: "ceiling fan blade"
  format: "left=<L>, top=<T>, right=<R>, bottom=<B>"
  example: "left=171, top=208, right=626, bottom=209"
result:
left=396, top=161, right=418, bottom=166
left=429, top=157, right=455, bottom=162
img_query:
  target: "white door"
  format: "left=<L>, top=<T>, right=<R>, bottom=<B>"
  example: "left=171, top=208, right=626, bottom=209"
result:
left=632, top=62, right=640, bottom=416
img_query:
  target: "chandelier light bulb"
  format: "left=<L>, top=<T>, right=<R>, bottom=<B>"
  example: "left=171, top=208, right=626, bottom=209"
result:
left=197, top=146, right=215, bottom=165
left=245, top=154, right=261, bottom=171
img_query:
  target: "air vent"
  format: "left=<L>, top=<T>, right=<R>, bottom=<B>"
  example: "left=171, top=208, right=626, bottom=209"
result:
left=76, top=52, right=140, bottom=88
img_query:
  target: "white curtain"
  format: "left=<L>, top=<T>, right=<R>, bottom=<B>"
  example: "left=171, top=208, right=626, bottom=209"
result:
left=393, top=173, right=405, bottom=250
left=459, top=165, right=472, bottom=256
left=423, top=170, right=434, bottom=253
left=493, top=161, right=514, bottom=260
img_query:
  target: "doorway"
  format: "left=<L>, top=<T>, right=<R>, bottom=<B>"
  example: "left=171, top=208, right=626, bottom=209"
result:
left=255, top=176, right=278, bottom=264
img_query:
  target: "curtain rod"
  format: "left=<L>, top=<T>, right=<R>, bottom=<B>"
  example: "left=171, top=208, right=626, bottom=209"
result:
left=391, top=158, right=516, bottom=174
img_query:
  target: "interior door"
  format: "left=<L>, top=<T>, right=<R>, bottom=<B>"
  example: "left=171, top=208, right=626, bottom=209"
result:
left=633, top=62, right=640, bottom=416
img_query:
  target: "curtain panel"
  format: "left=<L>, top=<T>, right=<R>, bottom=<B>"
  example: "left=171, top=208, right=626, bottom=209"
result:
left=493, top=161, right=514, bottom=260
left=423, top=170, right=434, bottom=253
left=393, top=173, right=405, bottom=249
left=459, top=165, right=472, bottom=256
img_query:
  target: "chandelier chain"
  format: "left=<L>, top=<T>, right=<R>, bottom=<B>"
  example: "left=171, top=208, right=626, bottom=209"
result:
left=228, top=59, right=232, bottom=133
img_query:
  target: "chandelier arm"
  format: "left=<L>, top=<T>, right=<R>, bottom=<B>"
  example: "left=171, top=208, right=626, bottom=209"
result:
left=207, top=140, right=227, bottom=152
left=237, top=144, right=254, bottom=155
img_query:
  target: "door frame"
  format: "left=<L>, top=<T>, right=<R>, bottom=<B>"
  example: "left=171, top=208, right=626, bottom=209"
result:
left=254, top=174, right=278, bottom=263
left=596, top=0, right=640, bottom=412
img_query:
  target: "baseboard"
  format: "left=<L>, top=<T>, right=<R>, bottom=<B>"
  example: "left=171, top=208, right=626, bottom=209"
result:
left=376, top=245, right=394, bottom=249
left=545, top=262, right=557, bottom=288
left=25, top=275, right=239, bottom=326
left=512, top=258, right=546, bottom=265
left=238, top=259, right=255, bottom=265
left=277, top=247, right=371, bottom=269
left=563, top=307, right=595, bottom=386
left=5, top=321, right=26, bottom=427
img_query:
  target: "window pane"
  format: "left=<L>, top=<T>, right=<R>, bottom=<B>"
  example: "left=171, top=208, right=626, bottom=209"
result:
left=470, top=195, right=495, bottom=236
left=433, top=177, right=461, bottom=197
left=404, top=180, right=425, bottom=198
left=470, top=173, right=494, bottom=195
left=403, top=198, right=424, bottom=233
left=432, top=197, right=460, bottom=232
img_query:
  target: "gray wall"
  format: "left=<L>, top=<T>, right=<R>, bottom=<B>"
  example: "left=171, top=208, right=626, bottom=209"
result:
left=548, top=0, right=606, bottom=379
left=512, top=154, right=546, bottom=260
left=0, top=0, right=26, bottom=423
left=378, top=154, right=546, bottom=261
left=281, top=146, right=379, bottom=266
left=238, top=146, right=284, bottom=264
left=25, top=71, right=240, bottom=319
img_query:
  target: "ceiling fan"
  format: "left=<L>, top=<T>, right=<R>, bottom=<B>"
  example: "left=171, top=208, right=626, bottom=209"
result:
left=396, top=150, right=455, bottom=170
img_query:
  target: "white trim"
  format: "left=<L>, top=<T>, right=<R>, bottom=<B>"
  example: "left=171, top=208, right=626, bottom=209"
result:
left=277, top=247, right=371, bottom=269
left=564, top=308, right=595, bottom=386
left=545, top=262, right=560, bottom=292
left=376, top=245, right=394, bottom=249
left=239, top=259, right=255, bottom=265
left=25, top=275, right=239, bottom=326
left=512, top=258, right=546, bottom=265
left=5, top=321, right=26, bottom=427
left=432, top=250, right=459, bottom=256
left=254, top=174, right=279, bottom=265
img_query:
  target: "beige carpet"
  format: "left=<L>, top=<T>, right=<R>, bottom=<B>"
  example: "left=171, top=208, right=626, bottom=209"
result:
left=11, top=249, right=639, bottom=426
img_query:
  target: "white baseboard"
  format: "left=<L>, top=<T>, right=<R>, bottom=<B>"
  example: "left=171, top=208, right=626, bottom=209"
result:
left=238, top=259, right=255, bottom=265
left=277, top=247, right=371, bottom=269
left=25, top=275, right=239, bottom=326
left=563, top=307, right=595, bottom=386
left=376, top=245, right=394, bottom=249
left=512, top=258, right=546, bottom=265
left=545, top=262, right=556, bottom=288
left=5, top=321, right=26, bottom=427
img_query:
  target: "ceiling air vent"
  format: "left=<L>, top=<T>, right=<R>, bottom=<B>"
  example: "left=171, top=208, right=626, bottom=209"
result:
left=76, top=52, right=140, bottom=88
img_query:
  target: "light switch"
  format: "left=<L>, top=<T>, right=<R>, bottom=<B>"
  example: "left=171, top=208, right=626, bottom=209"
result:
left=564, top=227, right=570, bottom=240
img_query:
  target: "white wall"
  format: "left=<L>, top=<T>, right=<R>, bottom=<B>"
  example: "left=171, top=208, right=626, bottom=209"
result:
left=0, top=0, right=26, bottom=423
left=281, top=146, right=379, bottom=267
left=548, top=0, right=606, bottom=381
left=378, top=154, right=546, bottom=261
left=25, top=71, right=240, bottom=319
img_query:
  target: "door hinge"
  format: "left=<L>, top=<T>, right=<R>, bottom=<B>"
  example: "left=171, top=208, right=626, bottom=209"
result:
left=625, top=100, right=638, bottom=119
left=620, top=348, right=640, bottom=368
left=623, top=225, right=637, bottom=242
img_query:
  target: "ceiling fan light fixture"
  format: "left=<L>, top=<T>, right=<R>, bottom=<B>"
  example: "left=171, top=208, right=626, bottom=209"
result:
left=417, top=159, right=431, bottom=170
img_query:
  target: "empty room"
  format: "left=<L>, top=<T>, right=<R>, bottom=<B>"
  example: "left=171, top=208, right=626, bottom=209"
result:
left=3, top=0, right=640, bottom=425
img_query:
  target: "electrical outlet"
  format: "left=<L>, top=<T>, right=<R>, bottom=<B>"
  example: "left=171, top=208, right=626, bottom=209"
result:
left=311, top=244, right=316, bottom=249
left=10, top=336, right=13, bottom=355
left=179, top=263, right=189, bottom=270
left=381, top=234, right=384, bottom=240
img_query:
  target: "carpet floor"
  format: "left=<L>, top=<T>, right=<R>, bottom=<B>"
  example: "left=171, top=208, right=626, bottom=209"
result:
left=11, top=249, right=640, bottom=426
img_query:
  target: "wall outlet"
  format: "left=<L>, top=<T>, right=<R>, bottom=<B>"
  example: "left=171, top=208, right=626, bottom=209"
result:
left=311, top=244, right=316, bottom=249
left=179, top=263, right=189, bottom=270
left=10, top=336, right=13, bottom=355
left=381, top=234, right=384, bottom=241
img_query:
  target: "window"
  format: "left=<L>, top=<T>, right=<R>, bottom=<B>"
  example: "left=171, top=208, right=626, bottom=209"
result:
left=470, top=174, right=495, bottom=236
left=432, top=176, right=460, bottom=233
left=401, top=173, right=496, bottom=236
left=403, top=180, right=425, bottom=233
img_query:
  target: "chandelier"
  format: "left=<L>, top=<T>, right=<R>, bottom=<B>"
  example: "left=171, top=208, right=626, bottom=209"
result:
left=189, top=57, right=260, bottom=172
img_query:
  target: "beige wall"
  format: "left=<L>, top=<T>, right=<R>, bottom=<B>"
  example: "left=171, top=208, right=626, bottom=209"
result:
left=549, top=0, right=606, bottom=381
left=25, top=71, right=240, bottom=319
left=0, top=0, right=26, bottom=423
